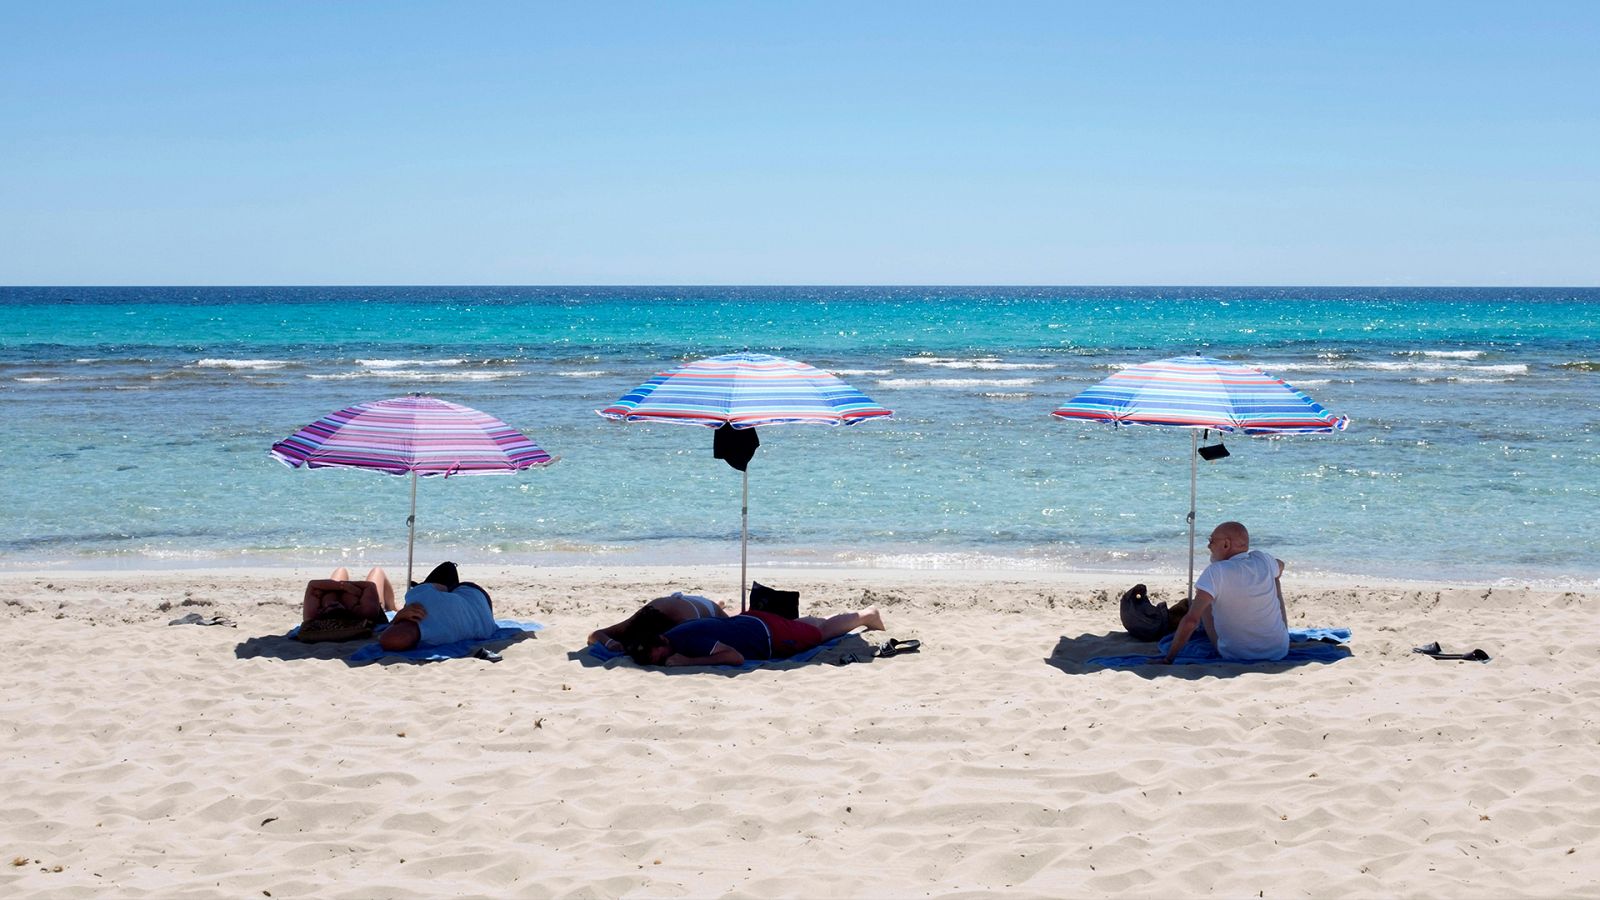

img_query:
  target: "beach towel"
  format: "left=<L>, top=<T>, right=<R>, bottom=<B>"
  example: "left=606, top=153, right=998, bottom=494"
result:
left=1088, top=627, right=1352, bottom=669
left=350, top=619, right=544, bottom=663
left=584, top=634, right=851, bottom=669
left=286, top=615, right=543, bottom=662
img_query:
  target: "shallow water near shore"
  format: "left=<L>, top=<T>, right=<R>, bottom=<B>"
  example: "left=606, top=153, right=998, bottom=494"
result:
left=3, top=286, right=1597, bottom=586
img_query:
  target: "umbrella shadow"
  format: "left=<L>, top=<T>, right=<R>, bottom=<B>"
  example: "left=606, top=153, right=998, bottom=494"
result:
left=1045, top=631, right=1352, bottom=680
left=565, top=633, right=878, bottom=677
left=235, top=629, right=538, bottom=667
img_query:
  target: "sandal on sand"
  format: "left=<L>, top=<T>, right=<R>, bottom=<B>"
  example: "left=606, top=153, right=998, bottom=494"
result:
left=167, top=612, right=235, bottom=628
left=1412, top=641, right=1491, bottom=663
left=877, top=638, right=921, bottom=658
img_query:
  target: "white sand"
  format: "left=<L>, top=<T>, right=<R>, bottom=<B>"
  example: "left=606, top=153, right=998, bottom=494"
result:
left=1, top=566, right=1597, bottom=898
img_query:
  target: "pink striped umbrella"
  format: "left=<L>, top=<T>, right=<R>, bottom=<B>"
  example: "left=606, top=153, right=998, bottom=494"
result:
left=271, top=395, right=555, bottom=582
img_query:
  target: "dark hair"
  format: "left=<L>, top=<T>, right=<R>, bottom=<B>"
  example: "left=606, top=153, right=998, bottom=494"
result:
left=626, top=634, right=669, bottom=666
left=420, top=561, right=460, bottom=591
left=622, top=606, right=676, bottom=664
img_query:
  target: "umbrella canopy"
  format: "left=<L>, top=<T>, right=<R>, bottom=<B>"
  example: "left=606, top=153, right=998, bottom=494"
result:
left=598, top=351, right=892, bottom=428
left=1051, top=355, right=1348, bottom=434
left=271, top=395, right=554, bottom=582
left=598, top=352, right=892, bottom=607
left=1052, top=356, right=1347, bottom=599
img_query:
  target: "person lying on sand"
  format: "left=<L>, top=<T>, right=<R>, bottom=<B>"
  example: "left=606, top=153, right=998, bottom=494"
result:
left=302, top=566, right=397, bottom=625
left=379, top=562, right=497, bottom=652
left=626, top=604, right=885, bottom=667
left=1158, top=521, right=1289, bottom=664
left=586, top=591, right=728, bottom=651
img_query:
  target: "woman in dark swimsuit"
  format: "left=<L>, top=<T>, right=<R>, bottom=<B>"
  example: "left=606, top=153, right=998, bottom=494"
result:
left=587, top=592, right=728, bottom=651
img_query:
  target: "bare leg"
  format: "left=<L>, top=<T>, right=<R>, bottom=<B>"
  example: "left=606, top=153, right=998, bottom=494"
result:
left=331, top=567, right=351, bottom=582
left=804, top=606, right=885, bottom=642
left=366, top=566, right=397, bottom=611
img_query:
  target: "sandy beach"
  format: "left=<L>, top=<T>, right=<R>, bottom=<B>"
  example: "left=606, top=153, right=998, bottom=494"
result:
left=1, top=565, right=1595, bottom=898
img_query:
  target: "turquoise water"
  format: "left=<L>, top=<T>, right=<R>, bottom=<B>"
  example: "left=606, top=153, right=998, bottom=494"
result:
left=2, top=286, right=1597, bottom=586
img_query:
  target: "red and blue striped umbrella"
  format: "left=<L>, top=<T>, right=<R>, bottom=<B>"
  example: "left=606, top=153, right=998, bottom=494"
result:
left=597, top=351, right=892, bottom=428
left=1051, top=355, right=1349, bottom=434
left=271, top=395, right=554, bottom=582
left=1051, top=356, right=1348, bottom=600
left=598, top=352, right=892, bottom=607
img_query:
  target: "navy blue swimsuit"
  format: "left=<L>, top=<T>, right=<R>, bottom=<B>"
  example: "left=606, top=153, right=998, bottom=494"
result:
left=664, top=616, right=772, bottom=660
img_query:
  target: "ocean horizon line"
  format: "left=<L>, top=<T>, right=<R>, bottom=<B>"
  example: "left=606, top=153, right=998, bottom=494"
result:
left=5, top=282, right=1600, bottom=291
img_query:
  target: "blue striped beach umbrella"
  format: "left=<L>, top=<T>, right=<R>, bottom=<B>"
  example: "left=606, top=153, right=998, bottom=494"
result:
left=599, top=352, right=892, bottom=607
left=1052, top=356, right=1348, bottom=598
left=271, top=394, right=556, bottom=583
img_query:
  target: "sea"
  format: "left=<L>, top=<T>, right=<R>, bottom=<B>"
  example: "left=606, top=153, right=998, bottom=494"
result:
left=2, top=286, right=1596, bottom=587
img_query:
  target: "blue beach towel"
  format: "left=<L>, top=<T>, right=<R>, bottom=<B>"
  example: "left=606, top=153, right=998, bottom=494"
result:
left=585, top=634, right=850, bottom=670
left=1088, top=627, right=1352, bottom=670
left=287, top=615, right=544, bottom=662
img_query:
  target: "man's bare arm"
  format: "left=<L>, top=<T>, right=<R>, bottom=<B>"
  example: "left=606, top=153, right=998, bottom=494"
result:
left=1161, top=590, right=1214, bottom=663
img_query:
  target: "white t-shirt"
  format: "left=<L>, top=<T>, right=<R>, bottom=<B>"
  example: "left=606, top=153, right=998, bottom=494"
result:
left=1194, top=549, right=1289, bottom=661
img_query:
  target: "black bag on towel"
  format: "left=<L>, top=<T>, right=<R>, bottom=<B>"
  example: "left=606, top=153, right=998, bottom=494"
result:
left=749, top=582, right=799, bottom=619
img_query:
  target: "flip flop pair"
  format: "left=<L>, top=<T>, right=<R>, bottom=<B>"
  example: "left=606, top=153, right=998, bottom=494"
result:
left=1412, top=641, right=1491, bottom=663
left=877, top=638, right=921, bottom=658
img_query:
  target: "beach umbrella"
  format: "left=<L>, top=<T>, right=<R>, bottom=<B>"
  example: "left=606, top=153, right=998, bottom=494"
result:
left=270, top=394, right=555, bottom=584
left=1051, top=355, right=1348, bottom=600
left=598, top=352, right=892, bottom=609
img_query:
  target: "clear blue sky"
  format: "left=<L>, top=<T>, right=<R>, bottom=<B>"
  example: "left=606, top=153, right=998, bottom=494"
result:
left=2, top=1, right=1596, bottom=285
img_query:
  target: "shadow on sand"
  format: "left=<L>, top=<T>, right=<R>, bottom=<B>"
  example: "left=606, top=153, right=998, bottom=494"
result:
left=1045, top=631, right=1351, bottom=680
left=565, top=632, right=880, bottom=677
left=234, top=629, right=539, bottom=667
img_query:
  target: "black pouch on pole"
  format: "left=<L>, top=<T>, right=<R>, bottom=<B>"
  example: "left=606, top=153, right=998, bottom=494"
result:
left=713, top=422, right=760, bottom=471
left=748, top=581, right=800, bottom=619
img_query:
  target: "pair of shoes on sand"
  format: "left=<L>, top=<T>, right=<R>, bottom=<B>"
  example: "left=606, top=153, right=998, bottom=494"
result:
left=829, top=638, right=922, bottom=666
left=877, top=638, right=921, bottom=658
left=168, top=612, right=234, bottom=628
left=1413, top=641, right=1491, bottom=662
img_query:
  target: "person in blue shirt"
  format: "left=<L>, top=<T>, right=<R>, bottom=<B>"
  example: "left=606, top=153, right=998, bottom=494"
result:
left=378, top=562, right=497, bottom=651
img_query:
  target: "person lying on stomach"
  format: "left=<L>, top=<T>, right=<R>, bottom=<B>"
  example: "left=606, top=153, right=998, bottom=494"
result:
left=379, top=561, right=496, bottom=652
left=626, top=604, right=884, bottom=666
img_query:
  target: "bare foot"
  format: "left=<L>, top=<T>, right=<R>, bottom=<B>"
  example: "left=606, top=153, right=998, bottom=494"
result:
left=859, top=606, right=885, bottom=631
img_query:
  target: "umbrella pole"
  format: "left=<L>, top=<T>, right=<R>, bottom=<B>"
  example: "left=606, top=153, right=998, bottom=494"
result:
left=740, top=467, right=749, bottom=612
left=1188, top=429, right=1198, bottom=601
left=406, top=471, right=417, bottom=587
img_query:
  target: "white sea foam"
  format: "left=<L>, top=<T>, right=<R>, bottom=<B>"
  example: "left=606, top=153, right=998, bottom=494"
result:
left=15, top=377, right=60, bottom=383
left=556, top=370, right=608, bottom=378
left=194, top=358, right=288, bottom=370
left=1412, top=375, right=1514, bottom=384
left=981, top=392, right=1034, bottom=400
left=901, top=356, right=1052, bottom=370
left=827, top=369, right=893, bottom=376
left=851, top=551, right=1062, bottom=571
left=309, top=369, right=524, bottom=382
left=877, top=377, right=1040, bottom=388
left=1403, top=350, right=1487, bottom=360
left=356, top=358, right=466, bottom=369
left=1264, top=361, right=1527, bottom=375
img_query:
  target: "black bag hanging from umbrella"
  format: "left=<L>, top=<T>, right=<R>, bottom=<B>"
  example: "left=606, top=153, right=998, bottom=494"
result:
left=713, top=422, right=760, bottom=471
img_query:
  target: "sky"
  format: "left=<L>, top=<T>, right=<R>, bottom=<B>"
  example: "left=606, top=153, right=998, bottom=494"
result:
left=1, top=1, right=1597, bottom=286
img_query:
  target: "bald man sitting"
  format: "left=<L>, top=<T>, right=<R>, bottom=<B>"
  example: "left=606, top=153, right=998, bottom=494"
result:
left=1160, top=521, right=1289, bottom=663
